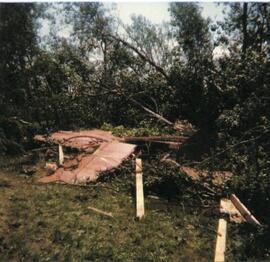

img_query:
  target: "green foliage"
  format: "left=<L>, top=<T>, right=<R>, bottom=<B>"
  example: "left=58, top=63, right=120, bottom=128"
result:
left=101, top=121, right=174, bottom=137
left=169, top=3, right=212, bottom=65
left=220, top=3, right=270, bottom=54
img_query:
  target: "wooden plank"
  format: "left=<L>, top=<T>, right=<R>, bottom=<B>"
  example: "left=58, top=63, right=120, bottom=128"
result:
left=230, top=194, right=261, bottom=226
left=58, top=144, right=64, bottom=165
left=136, top=158, right=144, bottom=219
left=214, top=218, right=227, bottom=262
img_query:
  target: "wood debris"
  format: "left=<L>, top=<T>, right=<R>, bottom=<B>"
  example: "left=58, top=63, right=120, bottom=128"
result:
left=230, top=194, right=261, bottom=226
left=173, top=120, right=197, bottom=135
left=161, top=155, right=232, bottom=188
left=220, top=195, right=261, bottom=226
left=220, top=198, right=245, bottom=224
left=180, top=166, right=232, bottom=187
left=45, top=162, right=58, bottom=175
left=38, top=140, right=136, bottom=184
left=88, top=206, right=113, bottom=218
left=122, top=135, right=187, bottom=149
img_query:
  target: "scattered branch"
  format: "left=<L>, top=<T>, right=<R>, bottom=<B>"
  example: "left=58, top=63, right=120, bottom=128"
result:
left=88, top=206, right=113, bottom=218
left=130, top=98, right=173, bottom=126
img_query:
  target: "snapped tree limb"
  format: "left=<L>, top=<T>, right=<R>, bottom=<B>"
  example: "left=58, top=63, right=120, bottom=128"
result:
left=106, top=34, right=170, bottom=81
left=130, top=98, right=174, bottom=126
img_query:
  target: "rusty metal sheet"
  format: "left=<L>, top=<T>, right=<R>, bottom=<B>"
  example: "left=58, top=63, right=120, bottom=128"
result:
left=38, top=141, right=136, bottom=184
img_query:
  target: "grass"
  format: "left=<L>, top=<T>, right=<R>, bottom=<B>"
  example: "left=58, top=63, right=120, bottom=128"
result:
left=0, top=156, right=219, bottom=262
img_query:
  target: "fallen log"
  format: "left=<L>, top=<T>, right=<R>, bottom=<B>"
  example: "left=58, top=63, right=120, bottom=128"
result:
left=122, top=136, right=187, bottom=143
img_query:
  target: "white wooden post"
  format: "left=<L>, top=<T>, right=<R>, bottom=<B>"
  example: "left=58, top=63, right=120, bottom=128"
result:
left=136, top=158, right=144, bottom=219
left=214, top=199, right=228, bottom=262
left=214, top=218, right=227, bottom=262
left=58, top=144, right=64, bottom=165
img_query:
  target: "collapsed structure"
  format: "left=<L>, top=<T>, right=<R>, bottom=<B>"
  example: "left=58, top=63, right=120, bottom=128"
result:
left=34, top=130, right=136, bottom=184
left=34, top=120, right=194, bottom=185
left=34, top=125, right=261, bottom=262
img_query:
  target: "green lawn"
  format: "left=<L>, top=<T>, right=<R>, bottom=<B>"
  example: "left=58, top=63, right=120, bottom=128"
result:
left=0, top=158, right=219, bottom=262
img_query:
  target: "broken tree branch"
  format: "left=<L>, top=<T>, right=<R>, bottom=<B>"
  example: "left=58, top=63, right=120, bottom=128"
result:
left=90, top=77, right=176, bottom=128
left=106, top=34, right=170, bottom=81
left=130, top=98, right=173, bottom=126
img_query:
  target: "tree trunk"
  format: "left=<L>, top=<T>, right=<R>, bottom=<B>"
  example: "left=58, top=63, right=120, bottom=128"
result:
left=242, top=3, right=248, bottom=55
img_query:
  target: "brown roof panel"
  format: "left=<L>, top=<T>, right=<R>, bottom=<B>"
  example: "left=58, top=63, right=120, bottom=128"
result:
left=38, top=141, right=136, bottom=184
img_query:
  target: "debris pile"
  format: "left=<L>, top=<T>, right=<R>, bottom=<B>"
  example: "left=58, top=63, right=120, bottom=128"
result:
left=180, top=166, right=233, bottom=187
left=35, top=130, right=136, bottom=184
left=161, top=154, right=232, bottom=188
left=173, top=120, right=197, bottom=135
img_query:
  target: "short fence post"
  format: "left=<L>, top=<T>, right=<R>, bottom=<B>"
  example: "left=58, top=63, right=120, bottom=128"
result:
left=59, top=144, right=64, bottom=165
left=135, top=158, right=144, bottom=220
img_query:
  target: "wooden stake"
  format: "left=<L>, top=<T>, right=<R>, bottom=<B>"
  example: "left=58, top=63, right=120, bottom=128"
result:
left=230, top=194, right=261, bottom=226
left=136, top=158, right=145, bottom=220
left=214, top=218, right=227, bottom=262
left=58, top=144, right=64, bottom=165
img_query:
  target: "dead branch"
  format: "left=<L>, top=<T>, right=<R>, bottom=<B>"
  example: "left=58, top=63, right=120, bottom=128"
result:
left=130, top=98, right=173, bottom=126
left=106, top=34, right=170, bottom=81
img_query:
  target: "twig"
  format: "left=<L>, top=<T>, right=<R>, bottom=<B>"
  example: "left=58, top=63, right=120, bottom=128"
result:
left=88, top=206, right=113, bottom=218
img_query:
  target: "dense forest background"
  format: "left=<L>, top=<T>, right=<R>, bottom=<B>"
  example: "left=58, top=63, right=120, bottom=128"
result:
left=1, top=2, right=270, bottom=257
